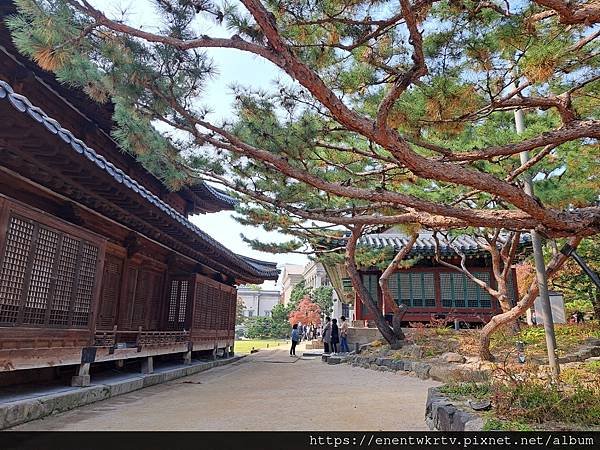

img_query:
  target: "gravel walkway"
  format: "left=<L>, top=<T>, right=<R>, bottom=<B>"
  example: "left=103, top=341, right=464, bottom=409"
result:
left=13, top=349, right=439, bottom=431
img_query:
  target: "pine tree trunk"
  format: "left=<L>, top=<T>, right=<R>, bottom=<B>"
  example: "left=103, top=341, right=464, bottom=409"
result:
left=479, top=236, right=581, bottom=361
left=593, top=287, right=600, bottom=322
left=345, top=226, right=402, bottom=349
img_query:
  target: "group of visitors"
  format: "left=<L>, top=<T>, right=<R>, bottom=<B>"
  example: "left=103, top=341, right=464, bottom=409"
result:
left=289, top=316, right=351, bottom=356
left=320, top=316, right=350, bottom=354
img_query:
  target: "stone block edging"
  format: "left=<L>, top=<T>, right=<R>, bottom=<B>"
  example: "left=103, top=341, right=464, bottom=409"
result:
left=328, top=354, right=488, bottom=383
left=425, top=387, right=484, bottom=431
left=0, top=355, right=244, bottom=430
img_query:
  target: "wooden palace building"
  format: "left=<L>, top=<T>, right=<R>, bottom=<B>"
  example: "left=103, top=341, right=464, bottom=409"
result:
left=0, top=3, right=278, bottom=386
left=353, top=230, right=529, bottom=325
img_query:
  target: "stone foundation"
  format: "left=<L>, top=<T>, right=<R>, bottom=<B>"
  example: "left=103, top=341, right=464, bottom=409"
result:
left=425, top=387, right=484, bottom=431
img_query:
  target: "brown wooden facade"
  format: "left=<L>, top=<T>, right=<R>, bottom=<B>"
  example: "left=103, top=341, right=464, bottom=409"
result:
left=0, top=3, right=277, bottom=380
left=353, top=233, right=526, bottom=325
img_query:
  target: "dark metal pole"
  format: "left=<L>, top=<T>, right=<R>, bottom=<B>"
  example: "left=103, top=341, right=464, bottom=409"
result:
left=560, top=244, right=600, bottom=289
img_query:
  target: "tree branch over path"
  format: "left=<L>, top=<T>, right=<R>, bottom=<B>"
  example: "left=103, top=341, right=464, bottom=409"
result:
left=532, top=0, right=600, bottom=25
left=12, top=0, right=600, bottom=240
left=60, top=0, right=600, bottom=235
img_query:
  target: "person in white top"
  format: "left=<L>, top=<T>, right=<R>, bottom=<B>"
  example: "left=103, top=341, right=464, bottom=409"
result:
left=339, top=316, right=350, bottom=353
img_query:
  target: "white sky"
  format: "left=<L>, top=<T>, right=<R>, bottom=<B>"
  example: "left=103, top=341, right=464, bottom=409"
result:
left=92, top=0, right=309, bottom=288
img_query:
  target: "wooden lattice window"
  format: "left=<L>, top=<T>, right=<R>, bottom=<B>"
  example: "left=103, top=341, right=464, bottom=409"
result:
left=470, top=272, right=492, bottom=308
left=192, top=281, right=207, bottom=329
left=166, top=279, right=189, bottom=330
left=440, top=271, right=492, bottom=309
left=0, top=214, right=101, bottom=328
left=388, top=272, right=436, bottom=308
left=178, top=280, right=188, bottom=324
left=0, top=216, right=34, bottom=324
left=50, top=236, right=78, bottom=326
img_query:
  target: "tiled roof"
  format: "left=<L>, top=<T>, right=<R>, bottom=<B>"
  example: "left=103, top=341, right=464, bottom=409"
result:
left=358, top=231, right=532, bottom=259
left=190, top=182, right=238, bottom=208
left=0, top=79, right=278, bottom=280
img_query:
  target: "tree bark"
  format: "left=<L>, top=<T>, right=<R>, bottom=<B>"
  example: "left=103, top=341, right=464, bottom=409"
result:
left=479, top=236, right=582, bottom=361
left=592, top=287, right=600, bottom=323
left=378, top=233, right=419, bottom=341
left=345, top=226, right=401, bottom=348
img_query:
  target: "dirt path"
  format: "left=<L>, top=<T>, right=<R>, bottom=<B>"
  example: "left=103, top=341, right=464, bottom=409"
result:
left=12, top=349, right=440, bottom=431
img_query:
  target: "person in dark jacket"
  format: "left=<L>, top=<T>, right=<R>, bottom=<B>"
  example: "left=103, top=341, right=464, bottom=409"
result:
left=330, top=318, right=340, bottom=354
left=290, top=323, right=299, bottom=356
left=322, top=316, right=332, bottom=354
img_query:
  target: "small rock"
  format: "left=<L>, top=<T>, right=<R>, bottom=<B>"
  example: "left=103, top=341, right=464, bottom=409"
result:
left=442, top=352, right=466, bottom=364
left=468, top=400, right=491, bottom=411
left=413, top=362, right=431, bottom=379
left=464, top=417, right=484, bottom=431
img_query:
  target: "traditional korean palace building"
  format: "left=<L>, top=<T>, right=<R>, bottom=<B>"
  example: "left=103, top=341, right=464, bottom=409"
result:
left=0, top=3, right=277, bottom=385
left=354, top=230, right=530, bottom=325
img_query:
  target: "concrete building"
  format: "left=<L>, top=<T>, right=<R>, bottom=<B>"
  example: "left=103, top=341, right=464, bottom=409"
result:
left=303, top=261, right=353, bottom=321
left=280, top=264, right=305, bottom=305
left=237, top=286, right=280, bottom=318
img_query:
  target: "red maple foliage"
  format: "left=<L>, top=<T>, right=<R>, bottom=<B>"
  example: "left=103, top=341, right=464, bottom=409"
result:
left=289, top=297, right=322, bottom=326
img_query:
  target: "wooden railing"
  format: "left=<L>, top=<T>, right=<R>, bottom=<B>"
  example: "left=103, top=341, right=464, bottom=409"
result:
left=94, top=326, right=190, bottom=348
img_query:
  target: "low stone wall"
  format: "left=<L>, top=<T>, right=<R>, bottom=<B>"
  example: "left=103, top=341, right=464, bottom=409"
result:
left=0, top=355, right=243, bottom=430
left=558, top=337, right=600, bottom=363
left=346, top=327, right=382, bottom=348
left=425, top=387, right=484, bottom=431
left=327, top=353, right=488, bottom=383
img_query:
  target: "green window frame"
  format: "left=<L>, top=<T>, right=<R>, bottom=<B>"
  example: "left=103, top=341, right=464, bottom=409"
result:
left=387, top=271, right=435, bottom=308
left=360, top=273, right=379, bottom=316
left=440, top=271, right=493, bottom=308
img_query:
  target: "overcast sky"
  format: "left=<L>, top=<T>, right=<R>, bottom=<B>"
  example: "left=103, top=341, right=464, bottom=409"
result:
left=93, top=0, right=309, bottom=287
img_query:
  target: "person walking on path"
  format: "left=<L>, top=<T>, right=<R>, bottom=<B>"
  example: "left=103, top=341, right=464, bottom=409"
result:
left=322, top=316, right=332, bottom=354
left=290, top=323, right=300, bottom=357
left=330, top=318, right=340, bottom=354
left=339, top=316, right=350, bottom=353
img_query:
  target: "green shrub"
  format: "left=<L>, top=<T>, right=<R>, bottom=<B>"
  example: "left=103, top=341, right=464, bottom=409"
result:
left=496, top=380, right=600, bottom=426
left=483, top=417, right=533, bottom=431
left=440, top=382, right=491, bottom=400
left=564, top=298, right=594, bottom=316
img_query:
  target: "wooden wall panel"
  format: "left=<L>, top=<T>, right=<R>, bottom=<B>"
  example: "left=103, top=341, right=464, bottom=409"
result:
left=97, top=254, right=123, bottom=329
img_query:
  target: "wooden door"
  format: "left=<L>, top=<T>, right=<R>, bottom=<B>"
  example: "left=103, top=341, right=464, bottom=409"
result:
left=97, top=254, right=123, bottom=329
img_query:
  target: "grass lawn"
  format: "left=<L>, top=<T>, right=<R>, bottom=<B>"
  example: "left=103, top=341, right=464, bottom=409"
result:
left=234, top=339, right=289, bottom=354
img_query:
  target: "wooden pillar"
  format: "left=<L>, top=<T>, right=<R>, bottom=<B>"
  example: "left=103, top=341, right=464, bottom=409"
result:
left=229, top=342, right=235, bottom=357
left=212, top=343, right=218, bottom=360
left=141, top=356, right=153, bottom=374
left=116, top=359, right=125, bottom=369
left=71, top=363, right=91, bottom=387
